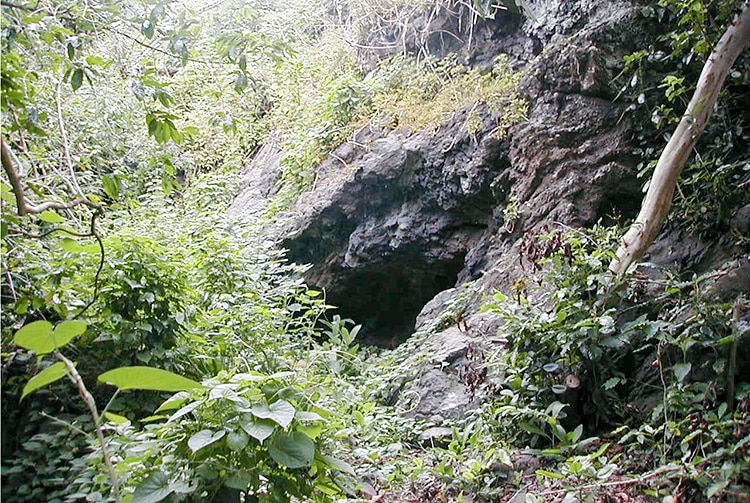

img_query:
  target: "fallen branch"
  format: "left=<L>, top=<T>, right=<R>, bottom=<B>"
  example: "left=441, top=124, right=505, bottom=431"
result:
left=610, top=1, right=750, bottom=276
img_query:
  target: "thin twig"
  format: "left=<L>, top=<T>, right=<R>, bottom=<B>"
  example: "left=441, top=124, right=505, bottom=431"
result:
left=55, top=78, right=85, bottom=198
left=2, top=138, right=101, bottom=215
left=107, top=27, right=228, bottom=66
left=0, top=1, right=35, bottom=10
left=17, top=212, right=105, bottom=318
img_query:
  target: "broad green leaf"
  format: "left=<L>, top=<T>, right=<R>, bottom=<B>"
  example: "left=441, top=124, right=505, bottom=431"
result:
left=13, top=320, right=54, bottom=354
left=98, top=366, right=203, bottom=392
left=102, top=174, right=120, bottom=199
left=295, top=411, right=324, bottom=422
left=132, top=471, right=173, bottom=503
left=21, top=362, right=69, bottom=400
left=268, top=432, right=315, bottom=469
left=155, top=391, right=191, bottom=412
left=353, top=410, right=365, bottom=427
left=39, top=210, right=65, bottom=223
left=13, top=320, right=86, bottom=355
left=103, top=412, right=129, bottom=424
left=86, top=55, right=109, bottom=67
left=70, top=68, right=84, bottom=90
left=535, top=469, right=565, bottom=479
left=240, top=417, right=275, bottom=444
left=673, top=363, right=691, bottom=383
left=52, top=320, right=87, bottom=345
left=188, top=429, right=225, bottom=454
left=225, top=473, right=254, bottom=491
left=167, top=399, right=204, bottom=423
left=60, top=238, right=86, bottom=253
left=226, top=430, right=248, bottom=452
left=251, top=399, right=295, bottom=428
left=322, top=455, right=355, bottom=475
left=297, top=422, right=323, bottom=440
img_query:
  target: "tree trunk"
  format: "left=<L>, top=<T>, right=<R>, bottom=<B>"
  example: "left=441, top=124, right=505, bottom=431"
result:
left=609, top=1, right=750, bottom=276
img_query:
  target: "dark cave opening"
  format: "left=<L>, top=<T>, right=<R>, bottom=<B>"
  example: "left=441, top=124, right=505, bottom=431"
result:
left=321, top=255, right=466, bottom=347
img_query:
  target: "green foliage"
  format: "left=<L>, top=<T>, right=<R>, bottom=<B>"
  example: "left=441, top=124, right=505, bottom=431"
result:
left=367, top=54, right=527, bottom=136
left=21, top=361, right=70, bottom=400
left=2, top=1, right=747, bottom=502
left=483, top=226, right=625, bottom=438
left=481, top=225, right=750, bottom=498
left=74, top=371, right=353, bottom=502
left=617, top=0, right=750, bottom=243
left=98, top=366, right=203, bottom=392
left=13, top=320, right=87, bottom=355
left=1, top=414, right=94, bottom=502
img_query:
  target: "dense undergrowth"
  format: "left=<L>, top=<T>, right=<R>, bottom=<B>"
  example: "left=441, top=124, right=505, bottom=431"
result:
left=2, top=0, right=749, bottom=502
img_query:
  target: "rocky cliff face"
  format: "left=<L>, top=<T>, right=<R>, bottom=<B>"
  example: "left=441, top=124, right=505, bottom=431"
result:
left=229, top=0, right=749, bottom=416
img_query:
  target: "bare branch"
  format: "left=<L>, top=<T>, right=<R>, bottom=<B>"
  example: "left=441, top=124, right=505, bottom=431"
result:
left=1, top=138, right=101, bottom=215
left=0, top=1, right=35, bottom=11
left=57, top=352, right=120, bottom=498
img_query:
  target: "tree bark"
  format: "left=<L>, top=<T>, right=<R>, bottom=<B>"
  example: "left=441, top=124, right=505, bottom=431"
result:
left=610, top=1, right=750, bottom=276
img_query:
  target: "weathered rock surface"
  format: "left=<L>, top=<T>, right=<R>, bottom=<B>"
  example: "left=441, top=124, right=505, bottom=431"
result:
left=270, top=118, right=508, bottom=345
left=229, top=0, right=749, bottom=418
left=227, top=135, right=282, bottom=221
left=255, top=0, right=652, bottom=348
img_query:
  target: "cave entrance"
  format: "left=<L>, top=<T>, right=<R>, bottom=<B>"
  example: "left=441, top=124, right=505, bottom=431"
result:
left=321, top=254, right=466, bottom=347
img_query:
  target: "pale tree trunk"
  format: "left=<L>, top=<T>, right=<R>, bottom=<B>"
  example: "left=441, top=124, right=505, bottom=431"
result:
left=610, top=1, right=750, bottom=276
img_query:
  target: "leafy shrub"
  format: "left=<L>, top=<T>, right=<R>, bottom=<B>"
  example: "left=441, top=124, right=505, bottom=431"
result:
left=481, top=225, right=750, bottom=498
left=367, top=54, right=527, bottom=136
left=69, top=371, right=355, bottom=503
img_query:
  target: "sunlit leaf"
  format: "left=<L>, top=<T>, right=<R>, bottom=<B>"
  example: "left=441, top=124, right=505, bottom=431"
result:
left=240, top=417, right=275, bottom=444
left=21, top=362, right=69, bottom=400
left=86, top=55, right=109, bottom=67
left=188, top=429, right=225, bottom=453
left=103, top=412, right=129, bottom=424
left=155, top=391, right=191, bottom=412
left=296, top=422, right=323, bottom=440
left=98, top=366, right=203, bottom=392
left=39, top=210, right=65, bottom=223
left=53, top=320, right=87, bottom=344
left=60, top=238, right=86, bottom=252
left=167, top=399, right=204, bottom=423
left=13, top=320, right=54, bottom=354
left=251, top=399, right=295, bottom=428
left=13, top=320, right=83, bottom=355
left=535, top=469, right=565, bottom=479
left=102, top=174, right=121, bottom=199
